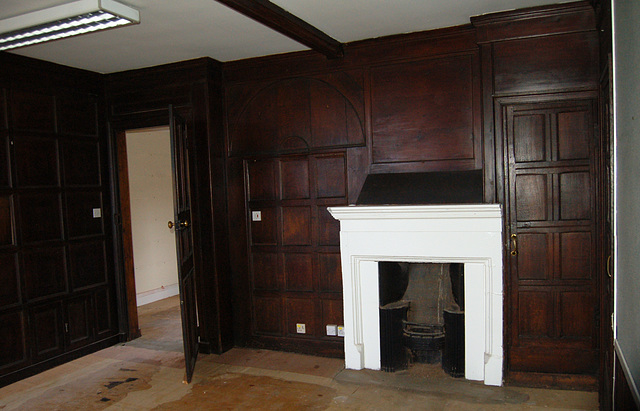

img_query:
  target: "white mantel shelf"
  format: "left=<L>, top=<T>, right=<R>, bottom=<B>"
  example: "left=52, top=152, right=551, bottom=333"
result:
left=328, top=203, right=504, bottom=386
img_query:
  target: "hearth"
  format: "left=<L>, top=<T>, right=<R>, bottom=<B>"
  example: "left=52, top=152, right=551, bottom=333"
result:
left=328, top=204, right=503, bottom=386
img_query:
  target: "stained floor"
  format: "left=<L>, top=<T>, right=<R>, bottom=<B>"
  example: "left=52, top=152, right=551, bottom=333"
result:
left=0, top=296, right=599, bottom=410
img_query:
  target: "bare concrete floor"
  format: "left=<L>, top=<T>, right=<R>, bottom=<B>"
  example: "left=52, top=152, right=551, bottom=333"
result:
left=0, top=296, right=599, bottom=410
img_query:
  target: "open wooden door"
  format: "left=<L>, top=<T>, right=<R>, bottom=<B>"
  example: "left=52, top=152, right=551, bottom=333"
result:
left=168, top=106, right=199, bottom=383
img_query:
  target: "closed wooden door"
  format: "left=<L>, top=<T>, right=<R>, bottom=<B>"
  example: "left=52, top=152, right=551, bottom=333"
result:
left=503, top=98, right=599, bottom=377
left=169, top=107, right=199, bottom=383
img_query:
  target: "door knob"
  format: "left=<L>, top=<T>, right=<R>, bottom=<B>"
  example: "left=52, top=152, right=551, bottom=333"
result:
left=167, top=220, right=189, bottom=229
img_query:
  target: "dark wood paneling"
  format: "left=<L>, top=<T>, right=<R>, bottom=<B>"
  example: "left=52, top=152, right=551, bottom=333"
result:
left=62, top=141, right=101, bottom=186
left=69, top=240, right=107, bottom=290
left=315, top=154, right=346, bottom=199
left=280, top=158, right=309, bottom=200
left=371, top=53, right=478, bottom=166
left=252, top=252, right=279, bottom=291
left=283, top=253, right=313, bottom=292
left=9, top=90, right=55, bottom=132
left=57, top=95, right=98, bottom=136
left=0, top=253, right=19, bottom=308
left=0, top=196, right=13, bottom=246
left=31, top=302, right=64, bottom=361
left=281, top=206, right=311, bottom=246
left=286, top=298, right=317, bottom=337
left=66, top=294, right=94, bottom=349
left=0, top=311, right=28, bottom=372
left=19, top=193, right=63, bottom=243
left=250, top=207, right=277, bottom=245
left=318, top=253, right=342, bottom=293
left=14, top=136, right=59, bottom=187
left=493, top=32, right=598, bottom=95
left=22, top=246, right=67, bottom=301
left=321, top=299, right=343, bottom=331
left=228, top=75, right=364, bottom=156
left=0, top=89, right=6, bottom=129
left=248, top=159, right=277, bottom=201
left=253, top=296, right=283, bottom=335
left=0, top=134, right=10, bottom=188
left=95, top=288, right=115, bottom=337
left=65, top=191, right=103, bottom=238
left=317, top=206, right=340, bottom=246
left=559, top=172, right=591, bottom=220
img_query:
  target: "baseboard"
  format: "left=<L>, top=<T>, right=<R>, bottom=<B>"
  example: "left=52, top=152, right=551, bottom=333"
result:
left=614, top=341, right=640, bottom=409
left=136, top=283, right=179, bottom=306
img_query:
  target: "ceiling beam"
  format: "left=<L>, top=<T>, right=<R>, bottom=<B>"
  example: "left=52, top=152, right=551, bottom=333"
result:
left=214, top=0, right=344, bottom=59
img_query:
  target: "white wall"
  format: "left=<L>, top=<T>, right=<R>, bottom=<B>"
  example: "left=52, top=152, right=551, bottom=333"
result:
left=613, top=0, right=640, bottom=402
left=126, top=127, right=179, bottom=305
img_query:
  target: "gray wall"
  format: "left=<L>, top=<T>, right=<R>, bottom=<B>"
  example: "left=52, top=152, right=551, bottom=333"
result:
left=613, top=0, right=640, bottom=400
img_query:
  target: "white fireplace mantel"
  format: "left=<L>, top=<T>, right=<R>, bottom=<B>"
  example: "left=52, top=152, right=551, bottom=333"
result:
left=328, top=204, right=503, bottom=386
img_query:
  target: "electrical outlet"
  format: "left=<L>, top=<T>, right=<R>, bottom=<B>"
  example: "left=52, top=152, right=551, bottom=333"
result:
left=251, top=211, right=262, bottom=221
left=326, top=324, right=337, bottom=336
left=92, top=208, right=101, bottom=218
left=296, top=323, right=306, bottom=334
left=337, top=325, right=345, bottom=337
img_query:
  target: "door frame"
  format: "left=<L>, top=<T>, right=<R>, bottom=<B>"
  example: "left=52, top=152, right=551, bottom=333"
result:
left=108, top=110, right=187, bottom=341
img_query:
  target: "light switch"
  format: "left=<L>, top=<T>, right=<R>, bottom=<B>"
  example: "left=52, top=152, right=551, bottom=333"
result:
left=251, top=211, right=262, bottom=221
left=92, top=208, right=102, bottom=218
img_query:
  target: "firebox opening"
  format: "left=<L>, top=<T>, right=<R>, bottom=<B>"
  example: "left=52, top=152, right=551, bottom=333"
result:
left=379, top=262, right=465, bottom=377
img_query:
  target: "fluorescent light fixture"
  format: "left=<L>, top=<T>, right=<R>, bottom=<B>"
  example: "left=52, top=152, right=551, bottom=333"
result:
left=0, top=0, right=139, bottom=51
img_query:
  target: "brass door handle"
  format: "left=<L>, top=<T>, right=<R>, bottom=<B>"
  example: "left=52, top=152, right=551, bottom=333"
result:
left=167, top=220, right=189, bottom=229
left=510, top=234, right=518, bottom=256
left=607, top=255, right=612, bottom=278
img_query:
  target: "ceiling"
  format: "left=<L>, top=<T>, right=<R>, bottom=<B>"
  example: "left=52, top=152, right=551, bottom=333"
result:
left=1, top=0, right=563, bottom=74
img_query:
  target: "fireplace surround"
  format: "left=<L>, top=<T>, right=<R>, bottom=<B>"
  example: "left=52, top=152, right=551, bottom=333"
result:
left=328, top=204, right=503, bottom=386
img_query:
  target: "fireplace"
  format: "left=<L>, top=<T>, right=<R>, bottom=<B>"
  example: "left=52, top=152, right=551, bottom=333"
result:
left=327, top=204, right=503, bottom=386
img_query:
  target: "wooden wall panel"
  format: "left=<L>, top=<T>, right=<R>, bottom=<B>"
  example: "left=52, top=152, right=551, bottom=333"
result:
left=10, top=91, right=55, bottom=132
left=57, top=95, right=98, bottom=136
left=516, top=233, right=550, bottom=281
left=19, top=193, right=63, bottom=243
left=283, top=253, right=313, bottom=291
left=22, top=246, right=67, bottom=301
left=0, top=311, right=27, bottom=372
left=280, top=158, right=309, bottom=200
left=0, top=253, right=19, bottom=308
left=14, top=136, right=59, bottom=187
left=252, top=252, right=279, bottom=290
left=30, top=302, right=64, bottom=361
left=0, top=52, right=120, bottom=387
left=515, top=174, right=548, bottom=221
left=250, top=207, right=277, bottom=245
left=0, top=196, right=13, bottom=246
left=281, top=206, right=311, bottom=246
left=0, top=134, right=9, bottom=188
left=65, top=191, right=103, bottom=238
left=253, top=296, right=282, bottom=335
left=248, top=159, right=277, bottom=201
left=318, top=253, right=342, bottom=293
left=371, top=53, right=479, bottom=167
left=559, top=232, right=593, bottom=280
left=559, top=172, right=591, bottom=221
left=68, top=240, right=107, bottom=290
left=315, top=155, right=346, bottom=199
left=317, top=206, right=340, bottom=246
left=62, top=141, right=101, bottom=186
left=493, top=32, right=598, bottom=95
left=286, top=298, right=317, bottom=336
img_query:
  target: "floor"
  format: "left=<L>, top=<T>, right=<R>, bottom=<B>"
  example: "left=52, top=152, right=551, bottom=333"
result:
left=0, top=296, right=599, bottom=410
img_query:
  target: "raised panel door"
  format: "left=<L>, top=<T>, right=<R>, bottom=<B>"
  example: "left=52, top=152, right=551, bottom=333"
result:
left=504, top=98, right=598, bottom=377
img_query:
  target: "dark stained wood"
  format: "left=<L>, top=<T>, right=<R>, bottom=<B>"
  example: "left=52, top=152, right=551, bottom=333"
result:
left=493, top=33, right=599, bottom=95
left=318, top=253, right=342, bottom=292
left=65, top=191, right=104, bottom=238
left=169, top=106, right=200, bottom=383
left=251, top=252, right=279, bottom=290
left=502, top=96, right=599, bottom=379
left=0, top=51, right=119, bottom=387
left=614, top=352, right=640, bottom=411
left=0, top=196, right=13, bottom=246
left=0, top=253, right=19, bottom=307
left=14, top=135, right=59, bottom=187
left=283, top=253, right=313, bottom=291
left=115, top=131, right=140, bottom=340
left=281, top=206, right=311, bottom=245
left=472, top=1, right=596, bottom=43
left=22, top=246, right=68, bottom=301
left=61, top=141, right=101, bottom=186
left=285, top=298, right=318, bottom=336
left=370, top=53, right=480, bottom=168
left=228, top=76, right=365, bottom=156
left=68, top=240, right=107, bottom=290
left=214, top=0, right=343, bottom=59
left=0, top=310, right=28, bottom=373
left=280, top=158, right=310, bottom=200
left=253, top=296, right=283, bottom=335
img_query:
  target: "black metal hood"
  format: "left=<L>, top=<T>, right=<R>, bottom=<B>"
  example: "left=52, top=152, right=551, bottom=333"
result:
left=356, top=170, right=483, bottom=205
